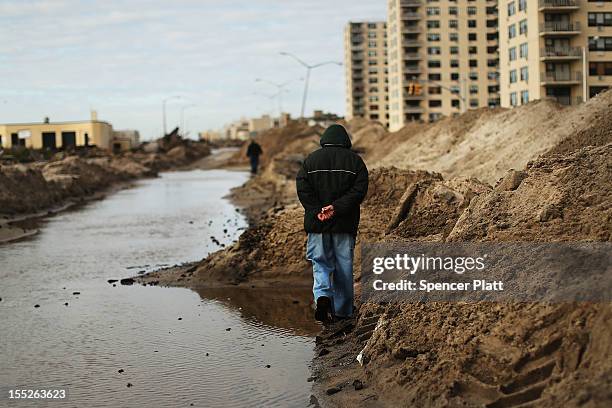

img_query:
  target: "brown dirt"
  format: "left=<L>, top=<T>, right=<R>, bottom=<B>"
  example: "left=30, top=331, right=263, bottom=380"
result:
left=0, top=141, right=211, bottom=242
left=137, top=90, right=612, bottom=407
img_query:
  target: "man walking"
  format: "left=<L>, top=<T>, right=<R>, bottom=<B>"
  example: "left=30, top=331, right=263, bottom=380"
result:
left=246, top=138, right=263, bottom=174
left=296, top=124, right=368, bottom=322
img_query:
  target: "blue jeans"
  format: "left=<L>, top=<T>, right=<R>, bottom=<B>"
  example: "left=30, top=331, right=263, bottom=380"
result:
left=306, top=233, right=356, bottom=318
left=249, top=156, right=259, bottom=174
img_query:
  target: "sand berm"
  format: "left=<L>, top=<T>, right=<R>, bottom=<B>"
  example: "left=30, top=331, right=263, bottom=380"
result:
left=139, top=91, right=612, bottom=407
left=0, top=137, right=211, bottom=243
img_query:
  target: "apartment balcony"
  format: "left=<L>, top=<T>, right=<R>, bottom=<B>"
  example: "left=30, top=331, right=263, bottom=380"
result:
left=540, top=47, right=582, bottom=61
left=401, top=11, right=421, bottom=20
left=403, top=52, right=422, bottom=60
left=538, top=0, right=580, bottom=12
left=404, top=66, right=422, bottom=74
left=403, top=39, right=421, bottom=47
left=402, top=26, right=421, bottom=34
left=541, top=71, right=582, bottom=85
left=540, top=22, right=581, bottom=36
left=404, top=105, right=424, bottom=113
left=547, top=95, right=583, bottom=106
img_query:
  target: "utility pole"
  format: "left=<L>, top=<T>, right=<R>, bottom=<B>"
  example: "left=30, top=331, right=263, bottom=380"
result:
left=279, top=52, right=342, bottom=119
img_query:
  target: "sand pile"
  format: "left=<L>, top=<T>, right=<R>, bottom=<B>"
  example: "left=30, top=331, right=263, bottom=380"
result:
left=358, top=91, right=612, bottom=185
left=0, top=164, right=62, bottom=214
left=312, top=145, right=611, bottom=406
left=448, top=144, right=611, bottom=242
left=228, top=122, right=316, bottom=168
left=0, top=143, right=211, bottom=218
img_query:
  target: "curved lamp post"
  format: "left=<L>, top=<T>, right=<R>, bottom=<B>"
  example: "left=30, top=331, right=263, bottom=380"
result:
left=279, top=52, right=342, bottom=118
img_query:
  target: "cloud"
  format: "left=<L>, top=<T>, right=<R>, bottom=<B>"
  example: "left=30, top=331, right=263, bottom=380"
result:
left=0, top=0, right=386, bottom=138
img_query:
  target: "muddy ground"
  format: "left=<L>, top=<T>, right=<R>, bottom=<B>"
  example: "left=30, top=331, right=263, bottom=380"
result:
left=138, top=91, right=612, bottom=407
left=0, top=139, right=211, bottom=243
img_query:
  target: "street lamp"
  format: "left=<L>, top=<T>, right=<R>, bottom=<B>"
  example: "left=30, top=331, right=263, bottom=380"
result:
left=279, top=51, right=342, bottom=118
left=180, top=104, right=197, bottom=136
left=255, top=77, right=303, bottom=115
left=162, top=95, right=183, bottom=136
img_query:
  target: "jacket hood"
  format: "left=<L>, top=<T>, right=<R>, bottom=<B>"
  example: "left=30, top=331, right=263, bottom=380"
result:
left=320, top=124, right=352, bottom=148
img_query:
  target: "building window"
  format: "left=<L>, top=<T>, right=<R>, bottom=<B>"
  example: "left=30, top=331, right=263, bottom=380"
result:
left=470, top=85, right=479, bottom=94
left=588, top=13, right=612, bottom=27
left=469, top=72, right=478, bottom=80
left=509, top=47, right=517, bottom=61
left=426, top=7, right=440, bottom=16
left=451, top=60, right=459, bottom=68
left=428, top=60, right=441, bottom=68
left=469, top=46, right=478, bottom=55
left=427, top=20, right=440, bottom=29
left=470, top=99, right=479, bottom=108
left=452, top=99, right=460, bottom=108
left=589, top=61, right=612, bottom=76
left=451, top=73, right=460, bottom=80
left=508, top=1, right=516, bottom=17
left=449, top=7, right=458, bottom=15
left=468, top=6, right=477, bottom=15
left=589, top=37, right=612, bottom=51
left=469, top=59, right=478, bottom=67
left=510, top=92, right=517, bottom=106
left=449, top=20, right=458, bottom=29
left=519, top=19, right=528, bottom=35
left=368, top=41, right=376, bottom=47
left=508, top=24, right=516, bottom=39
left=427, top=33, right=441, bottom=41
left=450, top=33, right=459, bottom=42
left=510, top=69, right=517, bottom=83
left=468, top=20, right=477, bottom=28
left=368, top=32, right=377, bottom=38
left=521, top=90, right=529, bottom=105
left=519, top=43, right=528, bottom=59
left=520, top=66, right=529, bottom=81
left=468, top=33, right=477, bottom=41
left=429, top=73, right=442, bottom=81
left=428, top=46, right=441, bottom=55
left=429, top=100, right=442, bottom=108
left=450, top=46, right=459, bottom=54
left=518, top=0, right=527, bottom=12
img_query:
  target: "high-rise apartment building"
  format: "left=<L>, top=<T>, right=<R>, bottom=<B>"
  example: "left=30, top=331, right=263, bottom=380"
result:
left=386, top=0, right=500, bottom=131
left=499, top=0, right=612, bottom=108
left=344, top=21, right=389, bottom=128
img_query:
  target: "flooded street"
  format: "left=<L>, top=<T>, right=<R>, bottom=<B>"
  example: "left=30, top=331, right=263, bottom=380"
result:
left=0, top=170, right=318, bottom=407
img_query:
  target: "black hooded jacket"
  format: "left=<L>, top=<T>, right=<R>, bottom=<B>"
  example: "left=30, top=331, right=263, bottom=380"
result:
left=296, top=124, right=368, bottom=235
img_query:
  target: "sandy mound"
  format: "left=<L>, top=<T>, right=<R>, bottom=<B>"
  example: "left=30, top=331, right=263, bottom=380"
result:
left=448, top=144, right=612, bottom=242
left=0, top=164, right=62, bottom=214
left=366, top=91, right=612, bottom=185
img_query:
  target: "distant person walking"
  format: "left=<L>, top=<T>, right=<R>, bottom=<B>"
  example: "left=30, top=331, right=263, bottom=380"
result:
left=296, top=124, right=368, bottom=322
left=246, top=138, right=263, bottom=174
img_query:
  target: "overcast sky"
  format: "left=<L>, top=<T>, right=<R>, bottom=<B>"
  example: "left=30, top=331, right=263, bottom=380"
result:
left=0, top=0, right=386, bottom=139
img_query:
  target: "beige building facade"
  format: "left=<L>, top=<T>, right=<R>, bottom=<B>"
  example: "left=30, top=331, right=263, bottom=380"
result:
left=0, top=116, right=113, bottom=151
left=344, top=21, right=390, bottom=128
left=387, top=0, right=501, bottom=131
left=500, top=0, right=612, bottom=108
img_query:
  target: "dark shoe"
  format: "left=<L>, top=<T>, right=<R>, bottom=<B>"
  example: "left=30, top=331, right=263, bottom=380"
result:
left=314, top=296, right=331, bottom=322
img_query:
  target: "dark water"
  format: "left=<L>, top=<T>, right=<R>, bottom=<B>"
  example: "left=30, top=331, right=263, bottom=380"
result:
left=0, top=170, right=319, bottom=407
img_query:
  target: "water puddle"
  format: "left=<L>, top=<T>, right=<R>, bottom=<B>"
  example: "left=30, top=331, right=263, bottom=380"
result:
left=0, top=170, right=318, bottom=407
